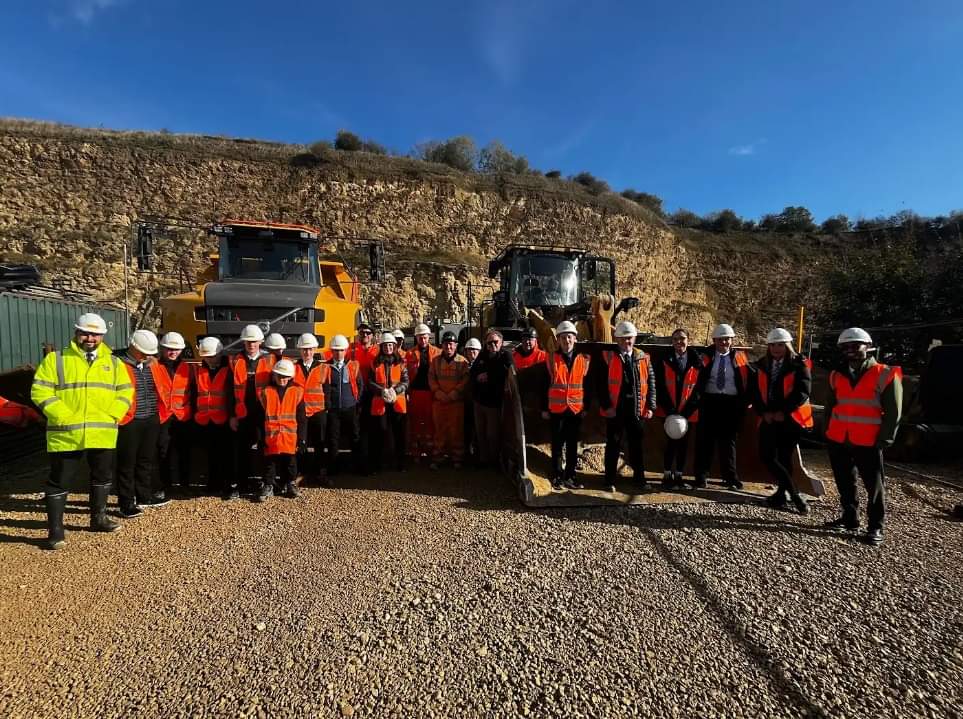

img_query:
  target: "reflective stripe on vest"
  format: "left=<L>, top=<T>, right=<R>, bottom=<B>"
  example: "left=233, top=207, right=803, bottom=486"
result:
left=600, top=351, right=648, bottom=418
left=825, top=363, right=902, bottom=446
left=120, top=361, right=168, bottom=425
left=260, top=385, right=303, bottom=455
left=547, top=352, right=590, bottom=414
left=232, top=356, right=272, bottom=419
left=194, top=365, right=230, bottom=425
left=371, top=361, right=407, bottom=415
left=757, top=360, right=814, bottom=429
left=295, top=362, right=329, bottom=416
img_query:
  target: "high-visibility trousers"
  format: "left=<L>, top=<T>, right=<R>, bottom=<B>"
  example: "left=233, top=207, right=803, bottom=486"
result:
left=432, top=402, right=465, bottom=462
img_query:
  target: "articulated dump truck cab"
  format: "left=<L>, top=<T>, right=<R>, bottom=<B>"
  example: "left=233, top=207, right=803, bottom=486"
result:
left=160, top=221, right=362, bottom=352
left=479, top=245, right=821, bottom=508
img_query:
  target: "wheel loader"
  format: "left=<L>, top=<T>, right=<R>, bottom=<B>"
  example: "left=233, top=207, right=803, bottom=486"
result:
left=471, top=244, right=822, bottom=507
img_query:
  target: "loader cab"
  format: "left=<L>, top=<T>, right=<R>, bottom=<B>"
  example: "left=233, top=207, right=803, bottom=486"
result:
left=214, top=223, right=320, bottom=285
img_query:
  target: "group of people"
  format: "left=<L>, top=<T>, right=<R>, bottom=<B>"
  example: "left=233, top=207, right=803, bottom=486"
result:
left=0, top=311, right=902, bottom=550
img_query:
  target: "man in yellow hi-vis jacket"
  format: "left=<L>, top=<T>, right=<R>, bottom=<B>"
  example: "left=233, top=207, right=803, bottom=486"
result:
left=31, top=313, right=134, bottom=550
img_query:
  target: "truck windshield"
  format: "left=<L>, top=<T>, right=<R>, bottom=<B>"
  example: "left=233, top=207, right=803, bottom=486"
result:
left=511, top=254, right=579, bottom=307
left=219, top=238, right=320, bottom=284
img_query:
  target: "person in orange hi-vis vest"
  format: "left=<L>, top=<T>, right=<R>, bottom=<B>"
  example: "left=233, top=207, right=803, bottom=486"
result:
left=369, top=332, right=409, bottom=473
left=156, top=332, right=193, bottom=497
left=693, top=323, right=754, bottom=490
left=293, top=333, right=330, bottom=484
left=405, top=323, right=441, bottom=463
left=751, top=328, right=813, bottom=515
left=541, top=321, right=592, bottom=490
left=598, top=321, right=656, bottom=492
left=512, top=326, right=548, bottom=371
left=822, top=327, right=902, bottom=547
left=192, top=337, right=236, bottom=499
left=655, top=328, right=703, bottom=489
left=230, top=324, right=273, bottom=495
left=257, top=359, right=307, bottom=502
left=428, top=331, right=469, bottom=470
left=348, top=323, right=377, bottom=471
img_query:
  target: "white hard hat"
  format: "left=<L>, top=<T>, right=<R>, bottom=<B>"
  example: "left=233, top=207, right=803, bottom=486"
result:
left=380, top=332, right=397, bottom=345
left=272, top=358, right=296, bottom=377
left=264, top=333, right=286, bottom=351
left=614, top=321, right=638, bottom=339
left=837, top=327, right=872, bottom=345
left=664, top=414, right=689, bottom=440
left=329, top=334, right=349, bottom=351
left=465, top=338, right=482, bottom=350
left=130, top=329, right=159, bottom=355
left=414, top=323, right=431, bottom=336
left=240, top=324, right=264, bottom=342
left=556, top=321, right=578, bottom=336
left=74, top=312, right=108, bottom=335
left=197, top=337, right=223, bottom=357
left=766, top=327, right=793, bottom=345
left=296, top=333, right=319, bottom=349
left=393, top=329, right=405, bottom=340
left=711, top=323, right=736, bottom=339
left=159, top=331, right=186, bottom=350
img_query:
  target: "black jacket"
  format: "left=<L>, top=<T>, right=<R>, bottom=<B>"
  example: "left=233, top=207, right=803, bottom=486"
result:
left=750, top=354, right=811, bottom=416
left=696, top=347, right=753, bottom=407
left=655, top=348, right=703, bottom=418
left=597, top=349, right=657, bottom=417
left=469, top=349, right=514, bottom=408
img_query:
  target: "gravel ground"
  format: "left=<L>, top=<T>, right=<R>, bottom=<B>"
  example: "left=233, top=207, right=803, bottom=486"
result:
left=1, top=450, right=961, bottom=718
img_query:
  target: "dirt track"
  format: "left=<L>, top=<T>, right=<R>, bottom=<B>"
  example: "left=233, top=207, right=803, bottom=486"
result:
left=1, top=451, right=961, bottom=718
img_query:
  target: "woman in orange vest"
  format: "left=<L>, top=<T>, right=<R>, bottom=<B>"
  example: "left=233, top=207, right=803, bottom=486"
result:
left=823, top=327, right=902, bottom=546
left=193, top=337, right=236, bottom=499
left=369, top=332, right=409, bottom=473
left=752, top=328, right=814, bottom=515
left=655, top=328, right=702, bottom=489
left=258, top=358, right=307, bottom=502
left=541, top=321, right=592, bottom=490
left=406, top=324, right=441, bottom=463
left=294, top=333, right=330, bottom=484
left=156, top=332, right=193, bottom=497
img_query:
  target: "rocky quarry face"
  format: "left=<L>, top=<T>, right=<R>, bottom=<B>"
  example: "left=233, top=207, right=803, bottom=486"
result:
left=0, top=125, right=830, bottom=344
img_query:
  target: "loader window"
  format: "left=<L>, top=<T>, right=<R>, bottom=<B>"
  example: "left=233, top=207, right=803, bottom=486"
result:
left=579, top=257, right=615, bottom=300
left=511, top=255, right=579, bottom=307
left=219, top=238, right=319, bottom=284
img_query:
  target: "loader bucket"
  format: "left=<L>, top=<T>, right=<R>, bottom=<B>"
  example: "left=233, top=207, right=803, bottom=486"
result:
left=503, top=344, right=824, bottom=508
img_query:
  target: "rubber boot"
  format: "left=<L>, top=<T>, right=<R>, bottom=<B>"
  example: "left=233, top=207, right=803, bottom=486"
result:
left=90, top=484, right=121, bottom=533
left=45, top=492, right=67, bottom=550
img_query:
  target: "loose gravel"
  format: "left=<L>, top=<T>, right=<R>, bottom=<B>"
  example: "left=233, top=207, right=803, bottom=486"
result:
left=1, top=451, right=961, bottom=718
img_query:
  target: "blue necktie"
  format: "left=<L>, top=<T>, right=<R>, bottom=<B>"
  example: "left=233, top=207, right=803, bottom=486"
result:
left=716, top=355, right=727, bottom=390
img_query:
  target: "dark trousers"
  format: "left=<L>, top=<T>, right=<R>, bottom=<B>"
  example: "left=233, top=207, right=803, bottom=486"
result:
left=372, top=408, right=406, bottom=472
left=358, top=395, right=373, bottom=470
left=463, top=400, right=478, bottom=465
left=828, top=440, right=886, bottom=530
left=47, top=448, right=114, bottom=495
left=301, top=411, right=328, bottom=477
left=605, top=410, right=644, bottom=481
left=158, top=417, right=193, bottom=491
left=198, top=422, right=234, bottom=493
left=326, top=405, right=360, bottom=474
left=759, top=420, right=800, bottom=497
left=663, top=433, right=691, bottom=473
left=550, top=410, right=582, bottom=481
left=264, top=453, right=297, bottom=489
left=695, top=394, right=742, bottom=482
left=235, top=414, right=263, bottom=492
left=116, top=415, right=160, bottom=506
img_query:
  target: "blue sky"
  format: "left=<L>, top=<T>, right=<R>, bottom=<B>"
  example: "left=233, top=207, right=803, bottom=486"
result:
left=2, top=1, right=962, bottom=222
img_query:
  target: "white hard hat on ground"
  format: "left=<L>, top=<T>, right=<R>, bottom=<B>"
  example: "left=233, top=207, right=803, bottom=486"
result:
left=160, top=331, right=186, bottom=350
left=240, top=324, right=265, bottom=342
left=329, top=334, right=349, bottom=351
left=414, top=323, right=431, bottom=336
left=556, top=321, right=578, bottom=336
left=74, top=313, right=108, bottom=335
left=712, top=323, right=736, bottom=339
left=837, top=327, right=873, bottom=345
left=130, top=329, right=159, bottom=355
left=296, top=333, right=319, bottom=349
left=272, top=358, right=296, bottom=377
left=664, top=414, right=689, bottom=440
left=264, top=333, right=286, bottom=351
left=198, top=337, right=223, bottom=357
left=614, top=321, right=638, bottom=339
left=465, top=338, right=482, bottom=350
left=380, top=332, right=397, bottom=345
left=766, top=327, right=793, bottom=345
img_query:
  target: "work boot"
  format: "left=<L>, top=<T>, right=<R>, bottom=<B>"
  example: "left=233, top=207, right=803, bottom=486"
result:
left=791, top=494, right=810, bottom=515
left=90, top=484, right=121, bottom=533
left=764, top=488, right=789, bottom=508
left=661, top=471, right=673, bottom=490
left=45, top=492, right=67, bottom=550
left=723, top=478, right=744, bottom=490
left=672, top=471, right=685, bottom=488
left=550, top=476, right=563, bottom=490
left=284, top=482, right=300, bottom=499
left=222, top=484, right=240, bottom=501
left=823, top=516, right=859, bottom=532
left=863, top=528, right=884, bottom=546
left=692, top=475, right=707, bottom=489
left=253, top=482, right=272, bottom=503
left=143, top=491, right=171, bottom=509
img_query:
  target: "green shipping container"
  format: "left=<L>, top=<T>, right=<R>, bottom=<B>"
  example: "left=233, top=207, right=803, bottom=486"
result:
left=0, top=291, right=130, bottom=371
